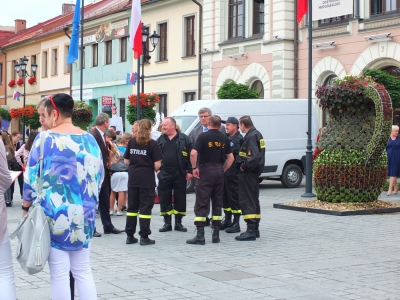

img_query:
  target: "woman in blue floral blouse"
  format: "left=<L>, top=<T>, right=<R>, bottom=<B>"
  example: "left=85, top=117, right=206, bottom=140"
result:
left=23, top=93, right=104, bottom=300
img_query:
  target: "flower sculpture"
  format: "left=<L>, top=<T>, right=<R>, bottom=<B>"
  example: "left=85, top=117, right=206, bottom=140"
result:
left=314, top=75, right=393, bottom=203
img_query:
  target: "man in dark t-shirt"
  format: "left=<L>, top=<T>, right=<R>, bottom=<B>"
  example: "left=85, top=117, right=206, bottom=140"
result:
left=186, top=115, right=234, bottom=245
left=124, top=120, right=163, bottom=245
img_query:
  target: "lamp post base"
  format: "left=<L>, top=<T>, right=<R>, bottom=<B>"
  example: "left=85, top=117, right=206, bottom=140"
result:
left=301, top=192, right=316, bottom=198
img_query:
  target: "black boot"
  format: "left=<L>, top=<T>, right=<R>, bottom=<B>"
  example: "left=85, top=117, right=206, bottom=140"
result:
left=225, top=215, right=240, bottom=233
left=126, top=235, right=138, bottom=244
left=255, top=221, right=260, bottom=238
left=220, top=212, right=232, bottom=230
left=235, top=224, right=256, bottom=241
left=159, top=215, right=172, bottom=232
left=140, top=236, right=155, bottom=245
left=174, top=215, right=187, bottom=232
left=212, top=226, right=220, bottom=243
left=186, top=227, right=205, bottom=245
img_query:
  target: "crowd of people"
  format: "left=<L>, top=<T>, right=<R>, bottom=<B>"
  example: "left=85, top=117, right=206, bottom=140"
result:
left=0, top=93, right=266, bottom=299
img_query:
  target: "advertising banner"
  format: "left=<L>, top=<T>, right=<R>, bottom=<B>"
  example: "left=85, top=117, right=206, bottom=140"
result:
left=102, top=96, right=113, bottom=112
left=312, top=0, right=353, bottom=21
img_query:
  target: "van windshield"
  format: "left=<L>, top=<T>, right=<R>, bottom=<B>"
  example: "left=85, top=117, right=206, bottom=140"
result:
left=172, top=116, right=198, bottom=134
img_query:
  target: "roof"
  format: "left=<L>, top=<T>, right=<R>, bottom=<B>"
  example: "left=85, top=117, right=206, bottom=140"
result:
left=0, top=0, right=133, bottom=49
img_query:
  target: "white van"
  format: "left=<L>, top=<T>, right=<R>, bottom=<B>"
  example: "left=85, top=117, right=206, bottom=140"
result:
left=170, top=99, right=318, bottom=192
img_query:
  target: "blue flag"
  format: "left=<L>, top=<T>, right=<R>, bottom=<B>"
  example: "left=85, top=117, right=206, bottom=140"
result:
left=66, top=0, right=81, bottom=65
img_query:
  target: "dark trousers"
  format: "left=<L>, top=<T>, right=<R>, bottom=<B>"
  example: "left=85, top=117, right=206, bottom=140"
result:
left=238, top=172, right=261, bottom=224
left=99, top=172, right=114, bottom=231
left=223, top=172, right=241, bottom=215
left=10, top=173, right=23, bottom=201
left=194, top=164, right=224, bottom=227
left=158, top=168, right=187, bottom=216
left=125, top=187, right=155, bottom=237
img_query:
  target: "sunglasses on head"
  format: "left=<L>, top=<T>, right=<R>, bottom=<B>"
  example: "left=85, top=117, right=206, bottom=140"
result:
left=48, top=95, right=59, bottom=116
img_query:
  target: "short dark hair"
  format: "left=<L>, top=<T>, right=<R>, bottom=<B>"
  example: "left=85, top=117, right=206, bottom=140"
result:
left=110, top=126, right=116, bottom=130
left=164, top=117, right=176, bottom=126
left=106, top=130, right=117, bottom=141
left=239, top=115, right=254, bottom=128
left=45, top=93, right=74, bottom=118
left=11, top=131, right=20, bottom=137
left=210, top=115, right=222, bottom=127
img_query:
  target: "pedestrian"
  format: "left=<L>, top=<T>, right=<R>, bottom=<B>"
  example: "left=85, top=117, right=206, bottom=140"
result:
left=15, top=131, right=39, bottom=169
left=221, top=117, right=243, bottom=233
left=235, top=116, right=265, bottom=241
left=187, top=115, right=234, bottom=245
left=131, top=121, right=138, bottom=137
left=90, top=113, right=125, bottom=235
left=0, top=117, right=16, bottom=299
left=386, top=125, right=400, bottom=195
left=156, top=117, right=193, bottom=233
left=23, top=93, right=103, bottom=300
left=109, top=125, right=116, bottom=133
left=36, top=97, right=76, bottom=300
left=189, top=107, right=226, bottom=226
left=10, top=131, right=23, bottom=200
left=124, top=119, right=163, bottom=245
left=1, top=132, right=14, bottom=207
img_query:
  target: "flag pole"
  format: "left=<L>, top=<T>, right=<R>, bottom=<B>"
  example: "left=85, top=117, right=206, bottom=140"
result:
left=80, top=0, right=84, bottom=102
left=136, top=53, right=141, bottom=121
left=302, top=0, right=316, bottom=198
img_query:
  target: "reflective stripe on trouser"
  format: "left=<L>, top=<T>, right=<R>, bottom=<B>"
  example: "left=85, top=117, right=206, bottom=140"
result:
left=223, top=172, right=241, bottom=215
left=238, top=172, right=260, bottom=224
left=158, top=169, right=187, bottom=216
left=125, top=187, right=155, bottom=237
left=194, top=164, right=224, bottom=226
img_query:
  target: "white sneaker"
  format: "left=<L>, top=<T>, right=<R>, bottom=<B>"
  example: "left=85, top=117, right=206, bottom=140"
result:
left=116, top=212, right=123, bottom=216
left=109, top=211, right=114, bottom=215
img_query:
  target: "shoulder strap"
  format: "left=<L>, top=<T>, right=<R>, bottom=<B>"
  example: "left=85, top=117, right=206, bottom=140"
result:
left=33, top=132, right=46, bottom=206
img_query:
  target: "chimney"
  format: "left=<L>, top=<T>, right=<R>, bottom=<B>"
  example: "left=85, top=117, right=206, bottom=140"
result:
left=62, top=3, right=76, bottom=15
left=14, top=19, right=26, bottom=33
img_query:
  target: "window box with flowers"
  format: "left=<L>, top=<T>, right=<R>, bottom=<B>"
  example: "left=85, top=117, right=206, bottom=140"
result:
left=8, top=79, right=16, bottom=87
left=17, top=78, right=24, bottom=86
left=28, top=76, right=37, bottom=85
left=127, top=93, right=160, bottom=124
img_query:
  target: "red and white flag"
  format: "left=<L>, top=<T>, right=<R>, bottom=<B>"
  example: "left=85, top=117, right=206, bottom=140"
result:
left=297, top=0, right=308, bottom=23
left=130, top=0, right=142, bottom=59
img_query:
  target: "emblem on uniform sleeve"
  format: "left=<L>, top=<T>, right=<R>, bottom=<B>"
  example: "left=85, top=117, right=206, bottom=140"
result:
left=260, top=139, right=265, bottom=149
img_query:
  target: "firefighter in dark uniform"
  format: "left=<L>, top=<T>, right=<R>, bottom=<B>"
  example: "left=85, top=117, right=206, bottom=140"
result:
left=221, top=117, right=243, bottom=233
left=187, top=115, right=234, bottom=245
left=235, top=116, right=265, bottom=241
left=156, top=117, right=193, bottom=232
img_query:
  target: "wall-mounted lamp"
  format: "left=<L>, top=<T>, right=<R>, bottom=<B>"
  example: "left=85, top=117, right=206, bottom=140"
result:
left=312, top=41, right=335, bottom=50
left=365, top=33, right=391, bottom=43
left=228, top=53, right=247, bottom=59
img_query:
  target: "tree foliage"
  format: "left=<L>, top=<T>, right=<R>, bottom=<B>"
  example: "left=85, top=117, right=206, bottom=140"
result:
left=217, top=81, right=259, bottom=99
left=362, top=69, right=400, bottom=108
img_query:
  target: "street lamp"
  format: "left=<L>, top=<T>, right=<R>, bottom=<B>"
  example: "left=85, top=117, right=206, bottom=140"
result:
left=137, top=24, right=160, bottom=121
left=14, top=56, right=38, bottom=142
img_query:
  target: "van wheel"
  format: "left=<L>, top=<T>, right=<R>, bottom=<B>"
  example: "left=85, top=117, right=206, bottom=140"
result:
left=186, top=178, right=196, bottom=193
left=281, top=164, right=302, bottom=188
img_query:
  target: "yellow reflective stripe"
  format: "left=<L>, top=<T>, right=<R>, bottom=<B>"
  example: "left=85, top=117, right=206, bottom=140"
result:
left=255, top=214, right=260, bottom=219
left=160, top=210, right=174, bottom=216
left=194, top=217, right=206, bottom=222
left=173, top=210, right=186, bottom=216
left=243, top=214, right=259, bottom=219
left=239, top=151, right=246, bottom=157
left=139, top=214, right=152, bottom=219
left=212, top=216, right=223, bottom=221
left=231, top=209, right=242, bottom=214
left=126, top=212, right=138, bottom=217
left=223, top=207, right=232, bottom=212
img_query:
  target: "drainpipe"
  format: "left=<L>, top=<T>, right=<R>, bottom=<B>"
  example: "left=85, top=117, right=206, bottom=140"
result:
left=192, top=0, right=202, bottom=100
left=242, top=0, right=246, bottom=38
left=294, top=0, right=298, bottom=98
left=355, top=0, right=360, bottom=19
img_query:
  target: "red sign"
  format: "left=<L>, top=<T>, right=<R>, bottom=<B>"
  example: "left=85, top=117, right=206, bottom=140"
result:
left=102, top=96, right=113, bottom=105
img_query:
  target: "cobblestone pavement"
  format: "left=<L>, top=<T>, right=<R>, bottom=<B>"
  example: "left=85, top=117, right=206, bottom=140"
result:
left=6, top=180, right=400, bottom=300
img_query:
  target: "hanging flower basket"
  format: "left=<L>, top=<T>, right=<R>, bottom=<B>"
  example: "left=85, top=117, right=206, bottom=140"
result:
left=72, top=101, right=93, bottom=130
left=17, top=78, right=24, bottom=86
left=28, top=76, right=36, bottom=85
left=8, top=79, right=16, bottom=87
left=10, top=106, right=35, bottom=119
left=127, top=93, right=159, bottom=124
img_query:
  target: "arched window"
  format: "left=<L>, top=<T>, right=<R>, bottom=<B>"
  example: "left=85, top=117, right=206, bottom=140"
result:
left=322, top=75, right=337, bottom=125
left=251, top=80, right=264, bottom=99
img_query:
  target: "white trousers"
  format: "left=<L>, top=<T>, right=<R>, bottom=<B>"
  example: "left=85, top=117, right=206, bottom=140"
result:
left=48, top=247, right=97, bottom=300
left=0, top=228, right=16, bottom=300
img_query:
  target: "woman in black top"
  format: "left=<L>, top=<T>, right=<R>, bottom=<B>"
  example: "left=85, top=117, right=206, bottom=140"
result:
left=124, top=119, right=163, bottom=245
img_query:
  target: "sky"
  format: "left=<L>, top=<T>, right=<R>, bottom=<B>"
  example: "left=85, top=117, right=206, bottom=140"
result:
left=0, top=0, right=98, bottom=28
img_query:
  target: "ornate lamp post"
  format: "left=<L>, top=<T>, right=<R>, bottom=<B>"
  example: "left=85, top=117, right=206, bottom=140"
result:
left=14, top=56, right=38, bottom=142
left=136, top=24, right=160, bottom=121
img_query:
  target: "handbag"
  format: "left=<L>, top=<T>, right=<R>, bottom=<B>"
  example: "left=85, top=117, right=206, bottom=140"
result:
left=110, top=161, right=129, bottom=172
left=10, top=132, right=51, bottom=275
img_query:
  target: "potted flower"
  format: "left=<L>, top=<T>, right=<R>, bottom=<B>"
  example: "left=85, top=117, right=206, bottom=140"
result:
left=17, top=78, right=24, bottom=86
left=28, top=76, right=36, bottom=85
left=72, top=101, right=93, bottom=130
left=8, top=79, right=16, bottom=87
left=10, top=106, right=35, bottom=119
left=127, top=92, right=160, bottom=124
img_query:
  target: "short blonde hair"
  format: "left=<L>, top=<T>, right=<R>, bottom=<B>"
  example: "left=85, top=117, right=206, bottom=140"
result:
left=392, top=125, right=399, bottom=131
